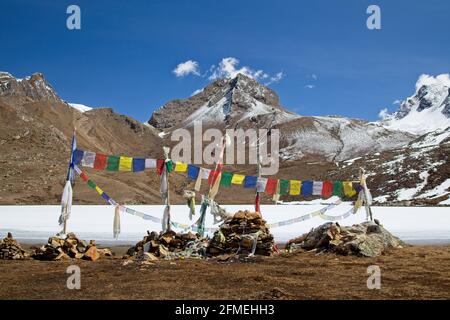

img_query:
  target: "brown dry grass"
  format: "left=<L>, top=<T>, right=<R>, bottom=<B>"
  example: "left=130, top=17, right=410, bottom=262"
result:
left=0, top=245, right=449, bottom=300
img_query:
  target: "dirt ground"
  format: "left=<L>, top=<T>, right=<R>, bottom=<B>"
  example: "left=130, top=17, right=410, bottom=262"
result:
left=0, top=245, right=449, bottom=300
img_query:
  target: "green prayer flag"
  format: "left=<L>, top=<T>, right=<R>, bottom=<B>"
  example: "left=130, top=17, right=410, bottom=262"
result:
left=279, top=179, right=289, bottom=195
left=87, top=180, right=96, bottom=189
left=107, top=156, right=120, bottom=171
left=332, top=181, right=343, bottom=197
left=220, top=172, right=233, bottom=187
left=166, top=160, right=174, bottom=173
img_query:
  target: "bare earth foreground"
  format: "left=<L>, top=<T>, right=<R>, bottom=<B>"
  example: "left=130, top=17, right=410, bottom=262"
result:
left=0, top=245, right=449, bottom=300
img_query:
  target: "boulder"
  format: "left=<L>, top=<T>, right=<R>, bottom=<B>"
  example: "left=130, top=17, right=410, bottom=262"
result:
left=83, top=246, right=100, bottom=261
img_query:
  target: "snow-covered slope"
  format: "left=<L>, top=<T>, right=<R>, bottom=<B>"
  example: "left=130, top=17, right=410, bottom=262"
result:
left=380, top=74, right=450, bottom=135
left=334, top=127, right=450, bottom=205
left=69, top=103, right=93, bottom=113
left=149, top=73, right=415, bottom=161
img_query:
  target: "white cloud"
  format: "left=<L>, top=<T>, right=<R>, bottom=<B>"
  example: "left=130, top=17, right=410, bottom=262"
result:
left=208, top=57, right=282, bottom=85
left=304, top=84, right=315, bottom=89
left=378, top=107, right=390, bottom=120
left=312, top=74, right=317, bottom=80
left=265, top=72, right=284, bottom=85
left=173, top=60, right=200, bottom=77
left=392, top=99, right=401, bottom=105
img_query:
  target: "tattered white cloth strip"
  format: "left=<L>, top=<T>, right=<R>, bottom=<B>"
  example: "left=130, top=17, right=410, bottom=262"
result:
left=113, top=205, right=121, bottom=239
left=58, top=180, right=73, bottom=230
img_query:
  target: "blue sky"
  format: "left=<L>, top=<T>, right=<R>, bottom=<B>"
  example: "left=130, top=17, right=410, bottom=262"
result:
left=1, top=0, right=449, bottom=122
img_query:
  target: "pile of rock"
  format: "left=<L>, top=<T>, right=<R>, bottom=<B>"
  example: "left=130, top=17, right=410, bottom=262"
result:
left=32, top=233, right=113, bottom=261
left=124, top=230, right=209, bottom=262
left=208, top=210, right=276, bottom=256
left=0, top=233, right=28, bottom=260
left=286, top=220, right=405, bottom=257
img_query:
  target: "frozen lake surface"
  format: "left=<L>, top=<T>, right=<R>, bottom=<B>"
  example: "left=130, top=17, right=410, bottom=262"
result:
left=0, top=204, right=449, bottom=245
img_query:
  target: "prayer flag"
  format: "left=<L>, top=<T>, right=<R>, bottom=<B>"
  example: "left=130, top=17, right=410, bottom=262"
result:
left=119, top=156, right=133, bottom=171
left=332, top=181, right=343, bottom=197
left=174, top=162, right=188, bottom=172
left=107, top=156, right=120, bottom=171
left=220, top=172, right=233, bottom=187
left=81, top=151, right=96, bottom=168
left=187, top=165, right=200, bottom=180
left=201, top=168, right=211, bottom=179
left=231, top=174, right=245, bottom=185
left=256, top=177, right=268, bottom=192
left=80, top=172, right=89, bottom=182
left=94, top=154, right=107, bottom=170
left=156, top=159, right=165, bottom=175
left=322, top=181, right=333, bottom=198
left=289, top=180, right=301, bottom=195
left=279, top=179, right=289, bottom=195
left=244, top=176, right=257, bottom=189
left=353, top=182, right=363, bottom=193
left=208, top=170, right=220, bottom=186
left=101, top=192, right=110, bottom=202
left=265, top=178, right=278, bottom=195
left=145, top=158, right=156, bottom=169
left=166, top=160, right=174, bottom=173
left=343, top=181, right=356, bottom=197
left=73, top=149, right=84, bottom=165
left=95, top=186, right=103, bottom=195
left=313, top=181, right=323, bottom=196
left=132, top=158, right=145, bottom=172
left=301, top=180, right=313, bottom=196
left=87, top=180, right=96, bottom=189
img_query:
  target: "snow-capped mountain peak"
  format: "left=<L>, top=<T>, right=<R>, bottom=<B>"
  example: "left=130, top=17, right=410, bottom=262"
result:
left=381, top=74, right=450, bottom=135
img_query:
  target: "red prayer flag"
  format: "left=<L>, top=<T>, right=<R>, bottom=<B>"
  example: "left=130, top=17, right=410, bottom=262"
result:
left=208, top=170, right=220, bottom=186
left=94, top=153, right=107, bottom=170
left=156, top=159, right=165, bottom=175
left=322, top=181, right=333, bottom=198
left=80, top=172, right=89, bottom=182
left=265, top=178, right=278, bottom=195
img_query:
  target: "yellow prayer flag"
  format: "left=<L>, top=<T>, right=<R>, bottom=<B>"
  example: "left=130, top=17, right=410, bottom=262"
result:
left=119, top=156, right=133, bottom=171
left=174, top=162, right=188, bottom=172
left=289, top=180, right=301, bottom=195
left=95, top=186, right=103, bottom=195
left=343, top=181, right=356, bottom=197
left=231, top=174, right=245, bottom=185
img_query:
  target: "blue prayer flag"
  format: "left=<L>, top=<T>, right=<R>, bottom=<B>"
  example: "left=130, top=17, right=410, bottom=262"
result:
left=301, top=180, right=313, bottom=196
left=187, top=165, right=200, bottom=180
left=73, top=149, right=84, bottom=165
left=243, top=176, right=257, bottom=188
left=132, top=158, right=145, bottom=172
left=101, top=192, right=110, bottom=202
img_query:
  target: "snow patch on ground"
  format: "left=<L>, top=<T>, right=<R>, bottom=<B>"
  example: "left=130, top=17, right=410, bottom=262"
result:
left=69, top=103, right=93, bottom=113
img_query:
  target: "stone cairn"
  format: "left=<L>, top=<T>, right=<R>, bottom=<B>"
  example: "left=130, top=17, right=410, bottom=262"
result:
left=286, top=220, right=405, bottom=257
left=0, top=232, right=28, bottom=260
left=208, top=210, right=276, bottom=256
left=124, top=230, right=209, bottom=263
left=32, top=232, right=113, bottom=261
